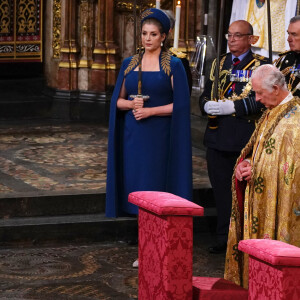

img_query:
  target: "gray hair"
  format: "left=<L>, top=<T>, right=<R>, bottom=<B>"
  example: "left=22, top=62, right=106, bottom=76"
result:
left=290, top=15, right=300, bottom=24
left=251, top=64, right=287, bottom=92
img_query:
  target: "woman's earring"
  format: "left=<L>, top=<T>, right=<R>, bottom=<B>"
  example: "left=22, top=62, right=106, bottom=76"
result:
left=161, top=42, right=163, bottom=47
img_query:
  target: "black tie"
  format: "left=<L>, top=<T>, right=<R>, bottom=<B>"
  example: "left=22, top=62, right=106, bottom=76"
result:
left=233, top=57, right=240, bottom=66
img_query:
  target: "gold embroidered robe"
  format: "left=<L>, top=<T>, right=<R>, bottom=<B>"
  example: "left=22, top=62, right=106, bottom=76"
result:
left=224, top=97, right=300, bottom=288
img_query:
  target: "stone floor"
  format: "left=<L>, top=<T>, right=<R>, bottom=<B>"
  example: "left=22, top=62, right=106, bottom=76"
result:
left=0, top=236, right=225, bottom=300
left=0, top=120, right=210, bottom=198
left=0, top=120, right=224, bottom=300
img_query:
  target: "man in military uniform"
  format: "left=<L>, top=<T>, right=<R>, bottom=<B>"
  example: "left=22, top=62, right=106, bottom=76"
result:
left=274, top=16, right=300, bottom=97
left=199, top=20, right=268, bottom=253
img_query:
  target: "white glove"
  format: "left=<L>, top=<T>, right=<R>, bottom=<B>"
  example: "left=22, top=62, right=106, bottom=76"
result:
left=204, top=100, right=235, bottom=115
left=204, top=101, right=220, bottom=115
left=217, top=100, right=235, bottom=115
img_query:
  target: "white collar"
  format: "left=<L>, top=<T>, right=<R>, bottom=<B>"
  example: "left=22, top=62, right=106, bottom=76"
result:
left=279, top=92, right=293, bottom=106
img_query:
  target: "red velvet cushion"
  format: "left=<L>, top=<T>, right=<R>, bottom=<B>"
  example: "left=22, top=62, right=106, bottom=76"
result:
left=193, top=277, right=248, bottom=299
left=128, top=191, right=204, bottom=216
left=239, top=239, right=300, bottom=266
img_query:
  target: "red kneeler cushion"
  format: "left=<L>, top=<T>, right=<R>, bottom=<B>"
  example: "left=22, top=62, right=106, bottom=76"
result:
left=129, top=191, right=204, bottom=216
left=193, top=277, right=248, bottom=300
left=238, top=239, right=300, bottom=266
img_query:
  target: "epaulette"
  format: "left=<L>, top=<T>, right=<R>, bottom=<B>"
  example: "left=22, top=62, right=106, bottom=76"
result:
left=169, top=47, right=187, bottom=59
left=212, top=53, right=227, bottom=61
left=253, top=53, right=268, bottom=61
left=278, top=50, right=292, bottom=56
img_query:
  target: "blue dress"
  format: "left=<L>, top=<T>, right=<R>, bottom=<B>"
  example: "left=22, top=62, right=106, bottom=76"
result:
left=106, top=51, right=192, bottom=217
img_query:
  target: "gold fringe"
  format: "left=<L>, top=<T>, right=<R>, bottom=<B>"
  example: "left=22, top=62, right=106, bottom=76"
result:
left=210, top=56, right=226, bottom=99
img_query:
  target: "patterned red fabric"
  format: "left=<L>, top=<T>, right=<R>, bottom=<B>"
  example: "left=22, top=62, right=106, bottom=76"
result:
left=129, top=191, right=204, bottom=216
left=248, top=256, right=300, bottom=300
left=138, top=208, right=193, bottom=300
left=192, top=277, right=248, bottom=299
left=239, top=239, right=300, bottom=266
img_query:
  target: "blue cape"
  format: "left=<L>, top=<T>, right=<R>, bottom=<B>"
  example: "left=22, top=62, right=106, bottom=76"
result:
left=106, top=52, right=193, bottom=217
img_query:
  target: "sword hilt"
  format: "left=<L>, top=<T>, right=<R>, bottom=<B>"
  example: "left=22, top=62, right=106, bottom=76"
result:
left=129, top=94, right=150, bottom=101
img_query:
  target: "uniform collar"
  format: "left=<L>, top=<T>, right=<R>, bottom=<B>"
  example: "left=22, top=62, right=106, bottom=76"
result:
left=231, top=50, right=250, bottom=63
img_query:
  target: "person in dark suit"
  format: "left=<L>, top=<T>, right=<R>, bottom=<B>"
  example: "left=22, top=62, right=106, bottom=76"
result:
left=274, top=15, right=300, bottom=97
left=199, top=20, right=268, bottom=253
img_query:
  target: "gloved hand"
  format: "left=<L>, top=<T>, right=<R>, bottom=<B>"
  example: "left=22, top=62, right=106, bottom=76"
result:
left=204, top=100, right=235, bottom=115
left=217, top=100, right=235, bottom=115
left=204, top=101, right=220, bottom=115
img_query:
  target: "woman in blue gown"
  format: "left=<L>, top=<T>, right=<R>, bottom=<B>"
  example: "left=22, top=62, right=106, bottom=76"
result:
left=106, top=8, right=192, bottom=218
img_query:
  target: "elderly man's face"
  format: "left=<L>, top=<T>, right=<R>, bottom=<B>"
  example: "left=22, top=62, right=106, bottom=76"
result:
left=227, top=21, right=252, bottom=57
left=287, top=21, right=300, bottom=52
left=252, top=77, right=277, bottom=109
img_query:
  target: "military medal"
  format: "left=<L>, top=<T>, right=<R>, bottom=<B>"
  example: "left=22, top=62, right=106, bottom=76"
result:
left=294, top=64, right=300, bottom=77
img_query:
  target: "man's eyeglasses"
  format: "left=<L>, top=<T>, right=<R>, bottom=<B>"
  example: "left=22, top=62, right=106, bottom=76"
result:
left=225, top=33, right=252, bottom=40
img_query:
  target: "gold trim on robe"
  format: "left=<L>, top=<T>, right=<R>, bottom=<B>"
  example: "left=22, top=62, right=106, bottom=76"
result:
left=225, top=97, right=300, bottom=288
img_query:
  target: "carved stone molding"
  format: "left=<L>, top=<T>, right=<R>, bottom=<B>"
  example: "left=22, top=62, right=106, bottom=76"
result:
left=78, top=0, right=94, bottom=68
left=57, top=0, right=80, bottom=90
left=0, top=0, right=43, bottom=62
left=90, top=0, right=120, bottom=91
left=52, top=0, right=61, bottom=58
left=115, top=0, right=156, bottom=12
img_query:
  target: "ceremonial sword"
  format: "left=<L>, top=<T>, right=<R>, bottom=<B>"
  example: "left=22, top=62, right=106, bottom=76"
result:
left=266, top=0, right=273, bottom=63
left=130, top=0, right=150, bottom=101
left=208, top=0, right=225, bottom=129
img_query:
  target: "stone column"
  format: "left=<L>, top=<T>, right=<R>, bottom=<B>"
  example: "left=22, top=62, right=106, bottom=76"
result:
left=105, top=0, right=119, bottom=88
left=91, top=0, right=119, bottom=92
left=57, top=0, right=80, bottom=91
left=186, top=0, right=197, bottom=59
left=90, top=0, right=106, bottom=92
left=78, top=0, right=94, bottom=91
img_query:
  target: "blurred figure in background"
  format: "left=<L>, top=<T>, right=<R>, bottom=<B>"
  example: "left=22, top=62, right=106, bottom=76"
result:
left=274, top=15, right=300, bottom=97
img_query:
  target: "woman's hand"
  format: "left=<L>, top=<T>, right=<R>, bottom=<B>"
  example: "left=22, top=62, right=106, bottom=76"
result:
left=133, top=103, right=172, bottom=120
left=132, top=97, right=144, bottom=110
left=133, top=107, right=152, bottom=120
left=235, top=160, right=252, bottom=182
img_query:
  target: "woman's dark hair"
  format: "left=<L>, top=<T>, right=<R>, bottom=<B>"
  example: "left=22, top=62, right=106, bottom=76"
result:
left=141, top=18, right=168, bottom=51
